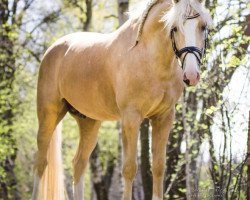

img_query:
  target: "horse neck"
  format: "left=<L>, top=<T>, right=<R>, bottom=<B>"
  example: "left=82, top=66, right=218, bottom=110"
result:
left=138, top=1, right=177, bottom=77
left=110, top=1, right=178, bottom=79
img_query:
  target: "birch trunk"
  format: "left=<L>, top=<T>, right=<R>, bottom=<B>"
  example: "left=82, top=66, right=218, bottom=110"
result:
left=247, top=111, right=250, bottom=199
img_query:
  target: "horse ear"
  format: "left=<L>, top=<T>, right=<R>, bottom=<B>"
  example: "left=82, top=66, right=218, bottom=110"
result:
left=172, top=0, right=180, bottom=4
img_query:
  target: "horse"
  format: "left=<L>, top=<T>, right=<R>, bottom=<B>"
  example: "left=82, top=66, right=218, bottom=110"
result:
left=31, top=0, right=212, bottom=199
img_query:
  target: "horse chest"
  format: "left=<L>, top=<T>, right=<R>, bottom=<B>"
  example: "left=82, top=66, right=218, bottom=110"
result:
left=116, top=67, right=184, bottom=116
left=142, top=83, right=180, bottom=117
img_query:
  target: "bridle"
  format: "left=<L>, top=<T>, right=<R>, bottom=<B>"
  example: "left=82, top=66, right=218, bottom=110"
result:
left=170, top=13, right=208, bottom=69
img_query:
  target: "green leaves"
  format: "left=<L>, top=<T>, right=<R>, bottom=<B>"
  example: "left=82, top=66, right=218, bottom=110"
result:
left=227, top=56, right=244, bottom=68
left=205, top=106, right=218, bottom=115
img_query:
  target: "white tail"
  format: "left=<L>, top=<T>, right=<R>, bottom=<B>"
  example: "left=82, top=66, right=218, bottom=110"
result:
left=39, top=122, right=65, bottom=200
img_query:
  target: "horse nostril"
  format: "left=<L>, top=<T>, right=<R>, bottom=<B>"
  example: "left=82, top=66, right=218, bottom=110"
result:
left=183, top=79, right=190, bottom=86
left=183, top=73, right=190, bottom=86
left=197, top=73, right=200, bottom=80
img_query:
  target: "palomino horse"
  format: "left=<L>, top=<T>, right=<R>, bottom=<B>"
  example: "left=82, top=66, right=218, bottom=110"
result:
left=32, top=0, right=212, bottom=199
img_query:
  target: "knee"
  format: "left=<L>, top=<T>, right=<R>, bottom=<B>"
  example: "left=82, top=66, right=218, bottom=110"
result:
left=122, top=161, right=137, bottom=180
left=152, top=161, right=165, bottom=179
left=122, top=110, right=142, bottom=130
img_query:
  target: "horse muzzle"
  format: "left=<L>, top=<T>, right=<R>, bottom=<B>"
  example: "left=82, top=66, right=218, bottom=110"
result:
left=183, top=72, right=200, bottom=86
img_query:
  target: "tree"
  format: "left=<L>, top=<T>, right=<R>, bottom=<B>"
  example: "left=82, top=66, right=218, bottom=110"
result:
left=0, top=1, right=62, bottom=198
left=62, top=0, right=92, bottom=31
left=247, top=111, right=250, bottom=199
left=0, top=1, right=35, bottom=198
left=140, top=119, right=152, bottom=200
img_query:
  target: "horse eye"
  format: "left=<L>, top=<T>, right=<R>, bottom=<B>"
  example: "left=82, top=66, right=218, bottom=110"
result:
left=201, top=25, right=207, bottom=31
left=173, top=27, right=177, bottom=32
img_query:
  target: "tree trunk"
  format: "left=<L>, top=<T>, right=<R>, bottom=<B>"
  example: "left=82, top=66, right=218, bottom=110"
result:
left=132, top=164, right=144, bottom=200
left=108, top=134, right=123, bottom=200
left=0, top=1, right=19, bottom=198
left=183, top=93, right=199, bottom=200
left=164, top=109, right=186, bottom=199
left=90, top=145, right=115, bottom=200
left=247, top=111, right=250, bottom=199
left=118, top=0, right=129, bottom=25
left=83, top=0, right=92, bottom=31
left=140, top=119, right=152, bottom=200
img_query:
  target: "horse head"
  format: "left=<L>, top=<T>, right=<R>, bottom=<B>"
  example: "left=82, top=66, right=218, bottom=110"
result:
left=163, top=0, right=212, bottom=86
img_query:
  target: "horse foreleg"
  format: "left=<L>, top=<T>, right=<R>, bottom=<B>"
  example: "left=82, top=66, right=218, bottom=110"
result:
left=121, top=110, right=142, bottom=200
left=151, top=109, right=175, bottom=200
left=73, top=117, right=101, bottom=200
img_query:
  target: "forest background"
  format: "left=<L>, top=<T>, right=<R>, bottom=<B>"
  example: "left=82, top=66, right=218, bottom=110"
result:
left=0, top=0, right=249, bottom=199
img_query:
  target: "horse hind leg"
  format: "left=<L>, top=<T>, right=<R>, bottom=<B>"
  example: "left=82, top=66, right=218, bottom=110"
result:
left=72, top=117, right=101, bottom=200
left=32, top=101, right=67, bottom=200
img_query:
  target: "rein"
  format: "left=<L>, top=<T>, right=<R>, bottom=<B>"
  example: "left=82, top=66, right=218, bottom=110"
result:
left=170, top=13, right=208, bottom=69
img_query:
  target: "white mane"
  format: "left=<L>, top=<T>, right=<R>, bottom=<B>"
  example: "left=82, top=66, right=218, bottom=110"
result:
left=162, top=0, right=212, bottom=34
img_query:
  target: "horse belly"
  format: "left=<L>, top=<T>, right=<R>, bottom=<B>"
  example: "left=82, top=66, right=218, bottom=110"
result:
left=60, top=72, right=120, bottom=121
left=63, top=87, right=119, bottom=121
left=67, top=96, right=120, bottom=121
